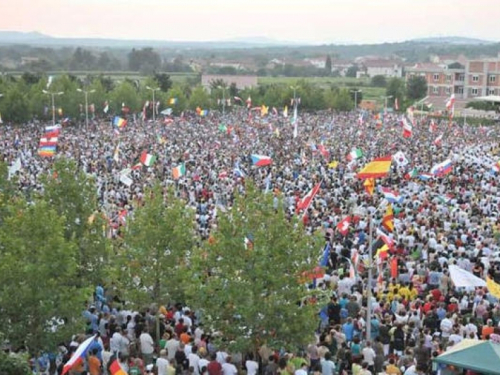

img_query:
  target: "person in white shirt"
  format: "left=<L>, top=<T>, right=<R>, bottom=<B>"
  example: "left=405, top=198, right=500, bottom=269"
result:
left=188, top=346, right=201, bottom=375
left=222, top=356, right=238, bottom=375
left=362, top=341, right=376, bottom=370
left=166, top=335, right=180, bottom=361
left=157, top=349, right=170, bottom=375
left=294, top=362, right=309, bottom=375
left=245, top=353, right=259, bottom=375
left=139, top=330, right=155, bottom=365
left=440, top=314, right=453, bottom=339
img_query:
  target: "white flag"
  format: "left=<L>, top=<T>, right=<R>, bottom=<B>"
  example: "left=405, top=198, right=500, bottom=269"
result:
left=47, top=76, right=53, bottom=89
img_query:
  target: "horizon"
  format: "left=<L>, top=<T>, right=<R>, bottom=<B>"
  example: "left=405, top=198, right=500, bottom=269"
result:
left=1, top=0, right=499, bottom=45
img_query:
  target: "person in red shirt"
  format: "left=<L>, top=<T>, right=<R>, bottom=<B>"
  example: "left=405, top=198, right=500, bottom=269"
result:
left=207, top=352, right=222, bottom=375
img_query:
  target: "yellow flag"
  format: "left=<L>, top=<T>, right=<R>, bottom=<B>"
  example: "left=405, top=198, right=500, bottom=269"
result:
left=261, top=105, right=268, bottom=116
left=328, top=161, right=338, bottom=169
left=487, top=277, right=500, bottom=299
left=363, top=178, right=375, bottom=196
left=283, top=106, right=288, bottom=118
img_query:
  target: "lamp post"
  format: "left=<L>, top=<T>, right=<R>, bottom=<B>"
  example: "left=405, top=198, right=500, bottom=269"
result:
left=217, top=85, right=227, bottom=116
left=350, top=89, right=362, bottom=109
left=77, top=88, right=95, bottom=128
left=42, top=90, right=64, bottom=126
left=381, top=95, right=393, bottom=114
left=146, top=85, right=160, bottom=122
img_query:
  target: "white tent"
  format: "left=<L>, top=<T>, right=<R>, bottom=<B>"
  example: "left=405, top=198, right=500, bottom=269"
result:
left=449, top=265, right=486, bottom=288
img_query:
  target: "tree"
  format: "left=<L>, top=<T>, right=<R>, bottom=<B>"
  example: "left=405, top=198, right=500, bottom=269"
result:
left=117, top=184, right=196, bottom=311
left=332, top=89, right=355, bottom=111
left=111, top=81, right=140, bottom=113
left=0, top=196, right=85, bottom=350
left=188, top=183, right=320, bottom=353
left=325, top=55, right=332, bottom=76
left=346, top=65, right=359, bottom=78
left=406, top=75, right=428, bottom=101
left=154, top=73, right=173, bottom=93
left=166, top=84, right=188, bottom=115
left=371, top=75, right=387, bottom=87
left=128, top=48, right=161, bottom=72
left=448, top=62, right=464, bottom=69
left=0, top=349, right=30, bottom=375
left=0, top=85, right=30, bottom=123
left=188, top=85, right=211, bottom=110
left=386, top=78, right=406, bottom=110
left=40, top=159, right=111, bottom=287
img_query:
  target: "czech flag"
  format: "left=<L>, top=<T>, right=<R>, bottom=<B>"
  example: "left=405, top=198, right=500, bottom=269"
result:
left=251, top=154, right=272, bottom=167
left=61, top=335, right=96, bottom=375
left=430, top=159, right=452, bottom=176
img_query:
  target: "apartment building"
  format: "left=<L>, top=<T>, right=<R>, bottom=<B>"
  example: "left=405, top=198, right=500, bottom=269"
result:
left=406, top=54, right=500, bottom=108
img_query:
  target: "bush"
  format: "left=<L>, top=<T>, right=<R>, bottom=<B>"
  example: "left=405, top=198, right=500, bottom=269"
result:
left=0, top=351, right=31, bottom=375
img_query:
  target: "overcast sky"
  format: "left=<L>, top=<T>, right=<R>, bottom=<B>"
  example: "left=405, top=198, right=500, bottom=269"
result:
left=1, top=0, right=499, bottom=44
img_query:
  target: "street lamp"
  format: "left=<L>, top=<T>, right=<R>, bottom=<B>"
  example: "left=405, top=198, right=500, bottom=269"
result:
left=146, top=85, right=160, bottom=122
left=381, top=95, right=393, bottom=114
left=42, top=89, right=64, bottom=126
left=77, top=88, right=96, bottom=129
left=217, top=85, right=227, bottom=116
left=350, top=89, right=362, bottom=110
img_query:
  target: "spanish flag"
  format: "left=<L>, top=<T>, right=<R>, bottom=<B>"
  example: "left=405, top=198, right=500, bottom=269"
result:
left=109, top=359, right=127, bottom=375
left=363, top=178, right=375, bottom=196
left=382, top=204, right=394, bottom=232
left=357, top=156, right=392, bottom=179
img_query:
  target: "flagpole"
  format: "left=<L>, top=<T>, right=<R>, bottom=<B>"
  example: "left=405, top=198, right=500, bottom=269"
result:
left=366, top=208, right=374, bottom=341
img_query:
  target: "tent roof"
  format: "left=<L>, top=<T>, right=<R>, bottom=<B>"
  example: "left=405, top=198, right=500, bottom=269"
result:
left=434, top=340, right=500, bottom=375
left=473, top=95, right=500, bottom=103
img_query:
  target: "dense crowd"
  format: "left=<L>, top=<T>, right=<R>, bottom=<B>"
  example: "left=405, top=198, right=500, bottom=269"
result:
left=2, top=107, right=500, bottom=375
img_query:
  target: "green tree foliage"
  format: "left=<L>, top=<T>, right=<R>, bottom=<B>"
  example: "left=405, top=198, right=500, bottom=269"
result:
left=406, top=75, right=428, bottom=101
left=189, top=184, right=320, bottom=352
left=346, top=65, right=359, bottom=77
left=111, top=80, right=140, bottom=112
left=371, top=75, right=387, bottom=87
left=0, top=197, right=85, bottom=350
left=40, top=159, right=111, bottom=286
left=0, top=85, right=30, bottom=123
left=117, top=184, right=196, bottom=307
left=166, top=84, right=188, bottom=115
left=154, top=73, right=173, bottom=93
left=128, top=48, right=161, bottom=73
left=0, top=349, right=30, bottom=375
left=325, top=55, right=332, bottom=76
left=333, top=89, right=355, bottom=111
left=386, top=78, right=406, bottom=110
left=188, top=85, right=211, bottom=110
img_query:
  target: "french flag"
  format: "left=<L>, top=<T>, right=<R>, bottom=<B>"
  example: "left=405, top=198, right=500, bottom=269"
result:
left=251, top=154, right=272, bottom=167
left=431, top=159, right=453, bottom=176
left=379, top=187, right=403, bottom=204
left=61, top=335, right=96, bottom=375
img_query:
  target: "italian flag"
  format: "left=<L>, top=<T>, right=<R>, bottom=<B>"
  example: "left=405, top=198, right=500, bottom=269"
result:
left=140, top=151, right=156, bottom=167
left=405, top=167, right=418, bottom=180
left=347, top=148, right=363, bottom=161
left=172, top=163, right=186, bottom=179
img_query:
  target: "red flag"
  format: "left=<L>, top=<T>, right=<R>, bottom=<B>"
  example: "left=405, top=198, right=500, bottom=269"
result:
left=297, top=182, right=321, bottom=211
left=337, top=216, right=351, bottom=236
left=402, top=118, right=412, bottom=138
left=390, top=257, right=398, bottom=279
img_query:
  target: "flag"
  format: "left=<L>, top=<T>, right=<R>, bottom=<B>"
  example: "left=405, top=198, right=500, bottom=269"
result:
left=379, top=187, right=403, bottom=204
left=297, top=182, right=321, bottom=211
left=44, top=125, right=61, bottom=136
left=327, top=161, right=338, bottom=169
left=113, top=116, right=127, bottom=128
left=446, top=93, right=455, bottom=112
left=246, top=96, right=252, bottom=108
left=38, top=146, right=56, bottom=157
left=364, top=178, right=375, bottom=196
left=487, top=277, right=500, bottom=299
left=233, top=164, right=245, bottom=178
left=394, top=97, right=399, bottom=111
left=172, top=164, right=186, bottom=179
left=200, top=109, right=208, bottom=117
left=61, top=335, right=96, bottom=375
left=109, top=359, right=128, bottom=375
left=405, top=167, right=418, bottom=180
left=347, top=148, right=363, bottom=161
left=251, top=154, right=272, bottom=167
left=47, top=75, right=53, bottom=89
left=402, top=117, right=412, bottom=138
left=218, top=170, right=228, bottom=179
left=390, top=257, right=398, bottom=279
left=261, top=105, right=269, bottom=116
left=140, top=151, right=156, bottom=167
left=429, top=119, right=437, bottom=133
left=430, top=159, right=452, bottom=176
left=318, top=144, right=330, bottom=159
left=271, top=107, right=278, bottom=116
left=438, top=194, right=453, bottom=205
left=356, top=156, right=392, bottom=179
left=131, top=162, right=142, bottom=170
left=0, top=112, right=2, bottom=124
left=337, top=217, right=351, bottom=236
left=218, top=124, right=227, bottom=132
left=113, top=144, right=120, bottom=162
left=103, top=101, right=109, bottom=114
left=57, top=108, right=63, bottom=117
left=373, top=230, right=394, bottom=260
left=264, top=172, right=272, bottom=194
left=419, top=173, right=433, bottom=181
left=393, top=151, right=408, bottom=167
left=292, top=106, right=298, bottom=138
left=169, top=97, right=178, bottom=105
left=283, top=105, right=288, bottom=118
left=434, top=134, right=443, bottom=146
left=382, top=204, right=394, bottom=232
left=39, top=137, right=58, bottom=147
left=320, top=242, right=331, bottom=267
left=491, top=161, right=500, bottom=174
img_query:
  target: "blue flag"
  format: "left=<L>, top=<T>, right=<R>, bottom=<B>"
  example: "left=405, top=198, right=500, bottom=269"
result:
left=320, top=242, right=331, bottom=267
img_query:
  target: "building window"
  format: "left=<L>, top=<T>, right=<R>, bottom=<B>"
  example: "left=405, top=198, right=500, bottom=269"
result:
left=489, top=75, right=496, bottom=83
left=432, top=86, right=439, bottom=94
left=433, top=74, right=439, bottom=81
left=445, top=87, right=451, bottom=94
left=472, top=75, right=479, bottom=82
left=446, top=75, right=452, bottom=82
left=471, top=88, right=479, bottom=96
left=458, top=74, right=465, bottom=81
left=489, top=88, right=495, bottom=95
left=457, top=87, right=464, bottom=94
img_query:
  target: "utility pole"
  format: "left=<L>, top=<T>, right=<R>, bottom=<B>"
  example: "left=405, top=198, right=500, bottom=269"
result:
left=218, top=85, right=227, bottom=116
left=351, top=89, right=362, bottom=110
left=42, top=90, right=64, bottom=126
left=77, top=88, right=95, bottom=128
left=146, top=86, right=160, bottom=122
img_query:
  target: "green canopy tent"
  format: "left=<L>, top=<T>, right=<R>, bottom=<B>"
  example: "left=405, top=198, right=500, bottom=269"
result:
left=434, top=340, right=500, bottom=375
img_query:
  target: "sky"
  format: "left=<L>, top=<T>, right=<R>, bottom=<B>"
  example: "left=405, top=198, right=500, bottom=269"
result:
left=1, top=0, right=500, bottom=44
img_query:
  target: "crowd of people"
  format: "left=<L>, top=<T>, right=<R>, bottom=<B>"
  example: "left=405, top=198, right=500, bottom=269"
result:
left=2, top=107, right=500, bottom=375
